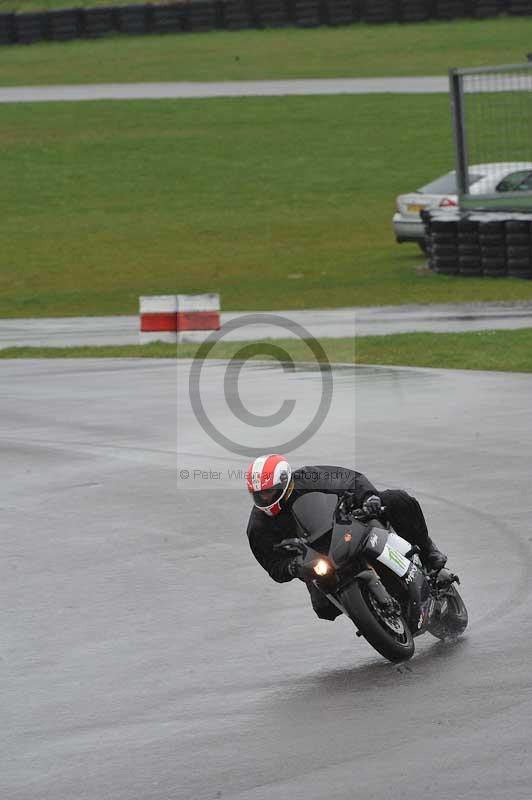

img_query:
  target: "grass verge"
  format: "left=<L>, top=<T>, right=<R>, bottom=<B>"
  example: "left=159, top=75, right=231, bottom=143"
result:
left=2, top=328, right=532, bottom=372
left=3, top=94, right=532, bottom=318
left=1, top=18, right=531, bottom=85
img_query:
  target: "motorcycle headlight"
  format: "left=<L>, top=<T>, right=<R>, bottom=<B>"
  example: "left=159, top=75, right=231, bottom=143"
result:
left=314, top=559, right=330, bottom=577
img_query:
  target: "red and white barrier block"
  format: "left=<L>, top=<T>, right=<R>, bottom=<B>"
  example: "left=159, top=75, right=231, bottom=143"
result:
left=139, top=294, right=221, bottom=344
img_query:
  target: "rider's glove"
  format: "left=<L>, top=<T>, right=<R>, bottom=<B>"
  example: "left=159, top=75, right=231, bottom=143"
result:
left=287, top=557, right=304, bottom=580
left=343, top=491, right=357, bottom=511
left=362, top=494, right=382, bottom=516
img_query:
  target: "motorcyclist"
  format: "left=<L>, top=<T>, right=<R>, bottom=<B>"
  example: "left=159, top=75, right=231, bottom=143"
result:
left=245, top=453, right=447, bottom=621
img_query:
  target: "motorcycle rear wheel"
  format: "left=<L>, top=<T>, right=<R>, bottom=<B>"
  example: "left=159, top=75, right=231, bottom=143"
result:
left=427, top=584, right=468, bottom=641
left=339, top=580, right=415, bottom=663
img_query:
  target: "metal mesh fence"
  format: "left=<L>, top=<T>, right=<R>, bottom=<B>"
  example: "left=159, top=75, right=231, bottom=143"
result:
left=450, top=64, right=532, bottom=211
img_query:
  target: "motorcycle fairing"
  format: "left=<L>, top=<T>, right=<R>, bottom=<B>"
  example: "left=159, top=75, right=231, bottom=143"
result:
left=291, top=492, right=338, bottom=542
left=363, top=528, right=413, bottom=569
left=329, top=518, right=369, bottom=566
left=362, top=528, right=431, bottom=631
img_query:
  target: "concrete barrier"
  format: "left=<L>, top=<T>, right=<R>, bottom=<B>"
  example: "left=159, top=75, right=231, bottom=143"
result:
left=139, top=294, right=221, bottom=344
left=176, top=293, right=221, bottom=342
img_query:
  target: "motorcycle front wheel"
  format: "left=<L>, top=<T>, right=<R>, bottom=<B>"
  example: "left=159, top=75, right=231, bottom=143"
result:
left=339, top=580, right=415, bottom=663
left=427, top=584, right=468, bottom=641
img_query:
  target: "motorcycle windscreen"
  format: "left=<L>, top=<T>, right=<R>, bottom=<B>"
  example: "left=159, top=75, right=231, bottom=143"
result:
left=291, top=492, right=337, bottom=542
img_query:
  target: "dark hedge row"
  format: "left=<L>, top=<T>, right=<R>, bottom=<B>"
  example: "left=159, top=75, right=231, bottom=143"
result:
left=0, top=0, right=530, bottom=46
left=424, top=210, right=532, bottom=279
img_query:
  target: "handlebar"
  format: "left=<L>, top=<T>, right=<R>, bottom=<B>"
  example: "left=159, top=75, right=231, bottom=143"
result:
left=351, top=505, right=386, bottom=518
left=274, top=498, right=386, bottom=553
left=335, top=492, right=386, bottom=520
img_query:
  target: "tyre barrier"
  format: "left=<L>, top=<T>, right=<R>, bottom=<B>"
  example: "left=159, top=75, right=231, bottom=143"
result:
left=0, top=0, right=526, bottom=46
left=140, top=293, right=221, bottom=344
left=116, top=5, right=148, bottom=33
left=15, top=12, right=48, bottom=44
left=423, top=210, right=532, bottom=279
left=49, top=9, right=84, bottom=40
left=83, top=7, right=116, bottom=37
left=0, top=14, right=15, bottom=44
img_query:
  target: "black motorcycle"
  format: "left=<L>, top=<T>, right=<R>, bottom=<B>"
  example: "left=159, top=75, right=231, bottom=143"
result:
left=274, top=492, right=468, bottom=663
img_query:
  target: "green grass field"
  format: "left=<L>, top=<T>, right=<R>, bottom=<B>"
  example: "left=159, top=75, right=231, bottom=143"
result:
left=2, top=17, right=532, bottom=320
left=3, top=328, right=532, bottom=372
left=3, top=93, right=532, bottom=319
left=0, top=17, right=531, bottom=85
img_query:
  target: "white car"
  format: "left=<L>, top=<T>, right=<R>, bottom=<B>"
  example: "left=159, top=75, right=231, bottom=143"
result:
left=393, top=162, right=532, bottom=252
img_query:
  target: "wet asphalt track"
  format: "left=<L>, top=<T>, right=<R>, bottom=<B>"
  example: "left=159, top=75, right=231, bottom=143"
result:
left=2, top=357, right=532, bottom=800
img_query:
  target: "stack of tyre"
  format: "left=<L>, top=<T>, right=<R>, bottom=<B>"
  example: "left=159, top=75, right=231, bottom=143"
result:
left=424, top=210, right=532, bottom=279
left=505, top=219, right=532, bottom=278
left=425, top=209, right=461, bottom=275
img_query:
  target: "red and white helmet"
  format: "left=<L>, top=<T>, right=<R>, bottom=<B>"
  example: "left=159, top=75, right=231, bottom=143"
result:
left=246, top=454, right=292, bottom=517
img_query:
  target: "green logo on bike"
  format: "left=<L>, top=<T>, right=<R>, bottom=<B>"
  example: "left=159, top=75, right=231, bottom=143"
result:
left=386, top=546, right=408, bottom=571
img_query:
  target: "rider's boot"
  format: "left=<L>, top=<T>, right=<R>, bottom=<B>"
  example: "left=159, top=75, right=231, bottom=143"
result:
left=419, top=537, right=447, bottom=571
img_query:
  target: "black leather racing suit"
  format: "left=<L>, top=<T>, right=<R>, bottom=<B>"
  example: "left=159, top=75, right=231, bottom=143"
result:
left=246, top=465, right=433, bottom=621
